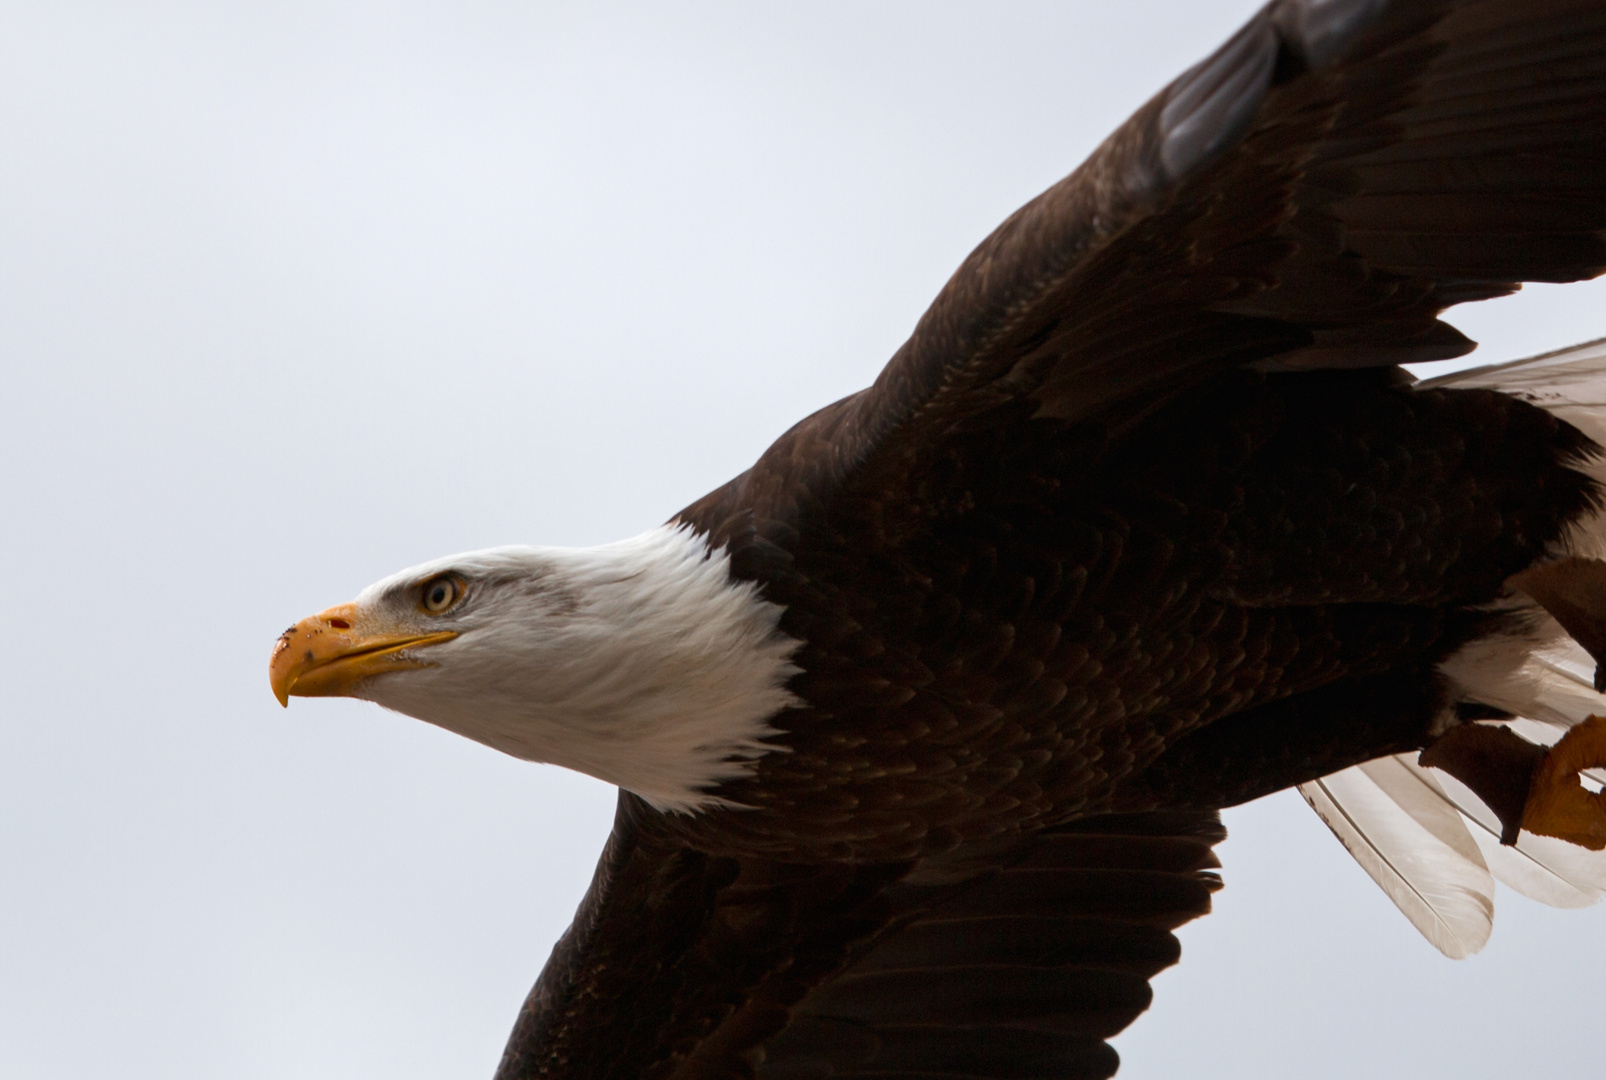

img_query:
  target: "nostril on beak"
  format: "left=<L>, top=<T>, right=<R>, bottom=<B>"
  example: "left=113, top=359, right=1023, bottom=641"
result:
left=326, top=617, right=351, bottom=630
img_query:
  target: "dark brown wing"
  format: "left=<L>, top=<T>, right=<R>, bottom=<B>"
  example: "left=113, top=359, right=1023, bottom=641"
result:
left=681, top=0, right=1606, bottom=546
left=493, top=796, right=1222, bottom=1080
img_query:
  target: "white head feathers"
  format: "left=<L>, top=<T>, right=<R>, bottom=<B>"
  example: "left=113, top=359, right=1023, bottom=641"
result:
left=352, top=525, right=801, bottom=812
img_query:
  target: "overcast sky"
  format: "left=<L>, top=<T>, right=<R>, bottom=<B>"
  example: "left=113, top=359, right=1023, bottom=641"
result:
left=4, top=2, right=1605, bottom=1077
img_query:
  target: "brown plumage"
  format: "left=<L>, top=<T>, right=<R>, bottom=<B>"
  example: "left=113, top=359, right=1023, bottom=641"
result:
left=439, top=1, right=1606, bottom=1075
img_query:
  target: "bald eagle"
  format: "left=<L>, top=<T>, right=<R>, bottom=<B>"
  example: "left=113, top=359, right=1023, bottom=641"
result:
left=271, top=1, right=1606, bottom=1076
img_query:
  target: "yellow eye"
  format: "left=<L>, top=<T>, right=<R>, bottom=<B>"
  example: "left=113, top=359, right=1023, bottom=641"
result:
left=420, top=575, right=462, bottom=614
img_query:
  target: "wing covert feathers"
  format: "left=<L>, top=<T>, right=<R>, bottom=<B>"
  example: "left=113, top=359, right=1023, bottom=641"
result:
left=1420, top=336, right=1606, bottom=468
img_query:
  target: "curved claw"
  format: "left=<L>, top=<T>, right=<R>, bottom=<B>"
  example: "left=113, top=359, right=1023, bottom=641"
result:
left=1521, top=715, right=1606, bottom=851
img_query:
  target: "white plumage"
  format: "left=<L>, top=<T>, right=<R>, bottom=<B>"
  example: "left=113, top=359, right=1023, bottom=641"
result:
left=353, top=525, right=803, bottom=813
left=1301, top=757, right=1495, bottom=958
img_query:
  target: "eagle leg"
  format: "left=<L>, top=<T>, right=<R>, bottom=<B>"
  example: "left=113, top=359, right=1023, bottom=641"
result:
left=1519, top=715, right=1606, bottom=853
left=1492, top=556, right=1606, bottom=849
left=1419, top=724, right=1546, bottom=846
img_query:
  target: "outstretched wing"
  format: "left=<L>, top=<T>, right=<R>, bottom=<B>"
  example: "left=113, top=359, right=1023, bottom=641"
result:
left=493, top=798, right=1222, bottom=1080
left=683, top=0, right=1606, bottom=543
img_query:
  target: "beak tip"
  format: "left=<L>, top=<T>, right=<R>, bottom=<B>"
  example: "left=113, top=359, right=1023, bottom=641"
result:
left=270, top=634, right=294, bottom=708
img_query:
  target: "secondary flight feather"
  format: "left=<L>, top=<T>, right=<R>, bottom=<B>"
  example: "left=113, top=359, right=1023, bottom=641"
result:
left=270, top=1, right=1606, bottom=1076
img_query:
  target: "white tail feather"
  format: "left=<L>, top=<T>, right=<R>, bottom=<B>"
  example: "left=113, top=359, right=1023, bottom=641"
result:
left=1440, top=638, right=1606, bottom=732
left=1394, top=753, right=1606, bottom=909
left=1300, top=337, right=1606, bottom=954
left=1298, top=760, right=1494, bottom=958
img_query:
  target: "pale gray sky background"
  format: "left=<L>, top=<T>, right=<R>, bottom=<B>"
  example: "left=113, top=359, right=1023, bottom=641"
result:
left=3, top=2, right=1605, bottom=1077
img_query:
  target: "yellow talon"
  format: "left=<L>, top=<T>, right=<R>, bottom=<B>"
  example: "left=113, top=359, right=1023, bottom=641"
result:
left=1521, top=714, right=1606, bottom=851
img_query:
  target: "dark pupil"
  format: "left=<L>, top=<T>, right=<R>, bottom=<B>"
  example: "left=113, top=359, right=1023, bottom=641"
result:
left=430, top=584, right=449, bottom=606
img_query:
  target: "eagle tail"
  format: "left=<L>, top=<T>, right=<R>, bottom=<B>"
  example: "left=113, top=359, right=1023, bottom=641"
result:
left=1299, top=757, right=1495, bottom=958
left=1300, top=338, right=1606, bottom=956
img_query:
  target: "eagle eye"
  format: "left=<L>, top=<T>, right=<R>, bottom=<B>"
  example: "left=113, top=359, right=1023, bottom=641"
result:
left=419, top=575, right=464, bottom=615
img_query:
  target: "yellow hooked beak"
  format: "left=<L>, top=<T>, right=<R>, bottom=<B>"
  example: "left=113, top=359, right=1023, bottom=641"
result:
left=269, top=602, right=458, bottom=707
